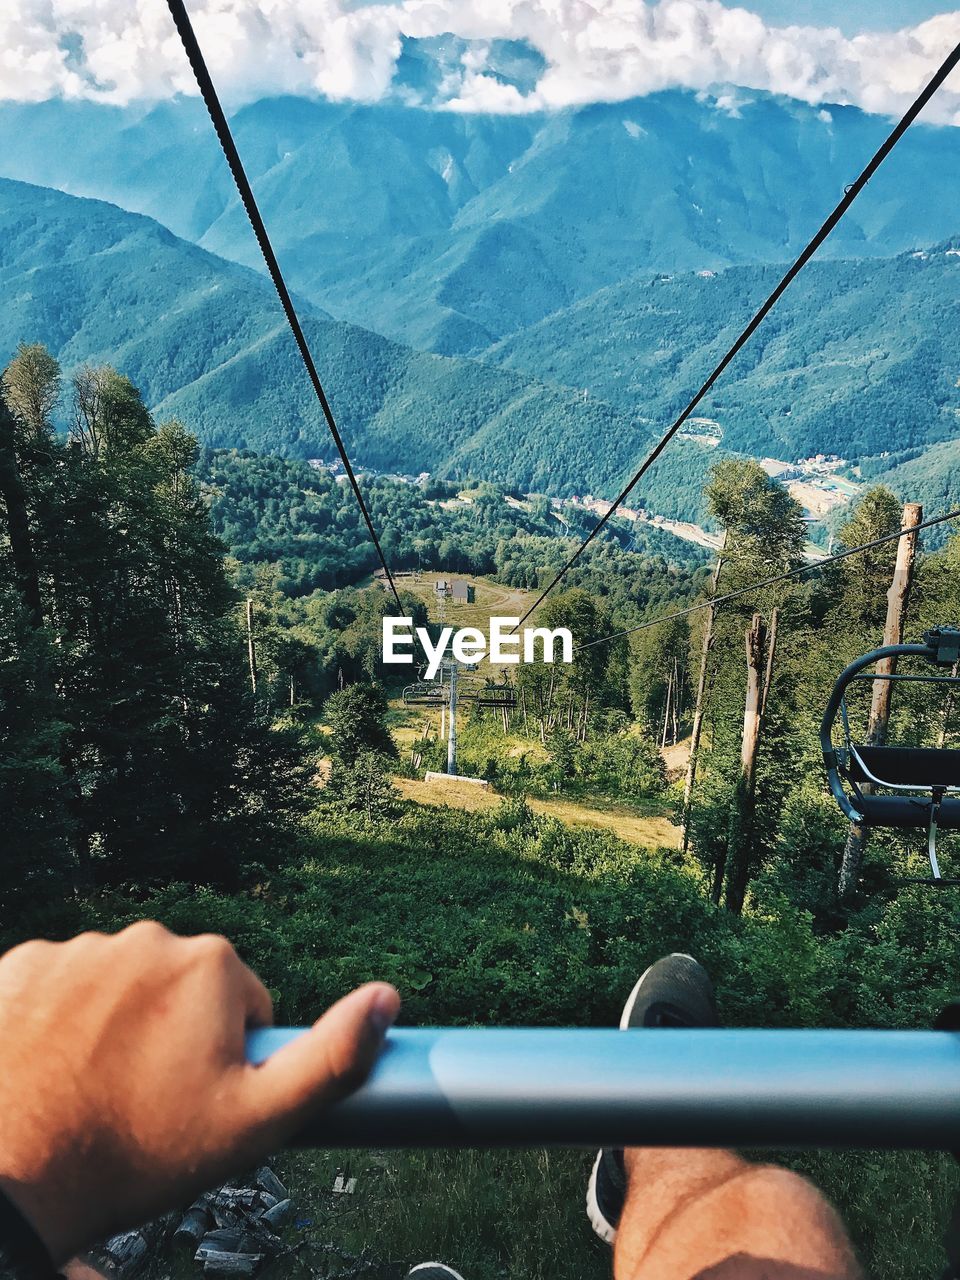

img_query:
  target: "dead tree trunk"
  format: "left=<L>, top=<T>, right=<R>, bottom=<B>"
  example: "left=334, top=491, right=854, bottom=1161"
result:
left=245, top=598, right=258, bottom=696
left=682, top=543, right=725, bottom=853
left=671, top=656, right=680, bottom=744
left=724, top=609, right=778, bottom=914
left=839, top=503, right=922, bottom=901
left=660, top=666, right=674, bottom=750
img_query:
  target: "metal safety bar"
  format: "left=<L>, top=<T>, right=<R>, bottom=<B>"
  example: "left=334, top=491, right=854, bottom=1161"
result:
left=247, top=1027, right=960, bottom=1150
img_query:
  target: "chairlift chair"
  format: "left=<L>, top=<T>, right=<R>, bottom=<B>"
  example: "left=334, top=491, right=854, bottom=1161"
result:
left=820, top=626, right=960, bottom=884
left=460, top=681, right=518, bottom=710
left=402, top=681, right=449, bottom=706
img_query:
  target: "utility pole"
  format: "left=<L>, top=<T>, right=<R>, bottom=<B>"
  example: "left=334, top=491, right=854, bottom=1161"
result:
left=660, top=665, right=674, bottom=750
left=839, top=502, right=923, bottom=900
left=724, top=608, right=778, bottom=913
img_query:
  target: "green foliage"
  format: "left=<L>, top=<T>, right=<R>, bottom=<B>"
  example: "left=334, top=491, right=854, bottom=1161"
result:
left=0, top=578, right=72, bottom=906
left=326, top=750, right=400, bottom=821
left=198, top=447, right=702, bottom=599
left=0, top=352, right=313, bottom=902
left=38, top=800, right=956, bottom=1279
left=324, top=683, right=397, bottom=765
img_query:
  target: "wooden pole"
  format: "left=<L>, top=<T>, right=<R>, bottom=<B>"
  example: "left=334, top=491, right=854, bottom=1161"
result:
left=724, top=613, right=768, bottom=914
left=245, top=598, right=258, bottom=695
left=839, top=503, right=922, bottom=900
left=672, top=656, right=680, bottom=744
left=682, top=542, right=726, bottom=852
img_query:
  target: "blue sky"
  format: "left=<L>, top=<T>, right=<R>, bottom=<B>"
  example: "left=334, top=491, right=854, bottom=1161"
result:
left=2, top=0, right=959, bottom=120
left=748, top=1, right=955, bottom=33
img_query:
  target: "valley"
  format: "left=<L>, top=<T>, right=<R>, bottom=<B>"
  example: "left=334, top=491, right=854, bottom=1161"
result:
left=0, top=171, right=957, bottom=538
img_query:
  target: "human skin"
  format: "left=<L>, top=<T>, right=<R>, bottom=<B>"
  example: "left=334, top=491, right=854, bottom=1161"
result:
left=613, top=1148, right=862, bottom=1279
left=0, top=925, right=862, bottom=1280
left=0, top=922, right=400, bottom=1266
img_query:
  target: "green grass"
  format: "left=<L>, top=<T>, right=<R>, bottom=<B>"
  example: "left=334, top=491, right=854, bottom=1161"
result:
left=257, top=1147, right=958, bottom=1280
left=93, top=803, right=960, bottom=1280
left=271, top=1149, right=608, bottom=1279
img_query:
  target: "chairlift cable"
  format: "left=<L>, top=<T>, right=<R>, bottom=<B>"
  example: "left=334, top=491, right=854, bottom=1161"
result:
left=164, top=0, right=403, bottom=611
left=574, top=507, right=960, bottom=652
left=515, top=37, right=960, bottom=629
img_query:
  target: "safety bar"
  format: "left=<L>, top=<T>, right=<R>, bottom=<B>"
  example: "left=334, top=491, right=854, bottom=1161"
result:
left=247, top=1027, right=960, bottom=1149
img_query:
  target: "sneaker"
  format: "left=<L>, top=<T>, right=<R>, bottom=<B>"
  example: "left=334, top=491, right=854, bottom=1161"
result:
left=406, top=1266, right=466, bottom=1280
left=585, top=954, right=720, bottom=1244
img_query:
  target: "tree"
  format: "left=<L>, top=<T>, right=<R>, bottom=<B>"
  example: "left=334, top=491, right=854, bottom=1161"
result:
left=324, top=683, right=396, bottom=765
left=834, top=487, right=902, bottom=633
left=1, top=349, right=312, bottom=895
left=2, top=343, right=61, bottom=441
left=689, top=462, right=804, bottom=908
left=0, top=575, right=73, bottom=909
left=328, top=750, right=399, bottom=820
left=705, top=459, right=805, bottom=585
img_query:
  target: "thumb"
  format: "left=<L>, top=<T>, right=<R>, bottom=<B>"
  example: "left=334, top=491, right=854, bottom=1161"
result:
left=241, top=982, right=400, bottom=1138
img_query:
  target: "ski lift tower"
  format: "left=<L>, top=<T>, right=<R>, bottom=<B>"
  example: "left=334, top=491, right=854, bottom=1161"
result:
left=439, top=658, right=477, bottom=776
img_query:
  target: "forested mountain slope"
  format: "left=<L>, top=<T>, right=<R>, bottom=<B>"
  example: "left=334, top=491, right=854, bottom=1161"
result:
left=4, top=177, right=958, bottom=521
left=485, top=245, right=960, bottom=469
left=2, top=90, right=960, bottom=355
left=0, top=177, right=665, bottom=494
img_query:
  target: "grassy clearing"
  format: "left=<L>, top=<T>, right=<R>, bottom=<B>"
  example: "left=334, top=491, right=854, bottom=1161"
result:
left=262, top=1146, right=957, bottom=1280
left=395, top=775, right=679, bottom=849
left=397, top=574, right=541, bottom=676
left=127, top=802, right=959, bottom=1280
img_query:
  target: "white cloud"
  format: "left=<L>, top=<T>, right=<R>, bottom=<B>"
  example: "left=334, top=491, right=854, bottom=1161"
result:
left=1, top=0, right=959, bottom=124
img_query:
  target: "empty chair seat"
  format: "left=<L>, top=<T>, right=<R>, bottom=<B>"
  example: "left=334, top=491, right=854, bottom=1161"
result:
left=857, top=794, right=960, bottom=829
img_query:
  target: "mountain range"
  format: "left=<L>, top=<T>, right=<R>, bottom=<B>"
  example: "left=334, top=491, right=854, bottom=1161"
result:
left=2, top=89, right=960, bottom=359
left=0, top=85, right=958, bottom=527
left=0, top=177, right=668, bottom=500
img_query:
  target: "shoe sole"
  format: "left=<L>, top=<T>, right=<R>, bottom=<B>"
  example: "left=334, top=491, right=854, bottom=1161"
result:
left=585, top=1150, right=618, bottom=1245
left=407, top=1266, right=467, bottom=1280
left=586, top=953, right=701, bottom=1244
left=619, top=952, right=698, bottom=1029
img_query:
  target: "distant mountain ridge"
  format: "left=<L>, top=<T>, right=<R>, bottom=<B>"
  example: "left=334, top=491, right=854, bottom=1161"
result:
left=0, top=177, right=669, bottom=501
left=2, top=89, right=960, bottom=359
left=483, top=243, right=960, bottom=470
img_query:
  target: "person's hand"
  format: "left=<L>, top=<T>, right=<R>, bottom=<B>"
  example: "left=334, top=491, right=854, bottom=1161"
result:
left=0, top=922, right=400, bottom=1265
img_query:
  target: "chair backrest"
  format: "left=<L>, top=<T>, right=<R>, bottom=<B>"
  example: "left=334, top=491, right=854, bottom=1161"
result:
left=848, top=745, right=960, bottom=790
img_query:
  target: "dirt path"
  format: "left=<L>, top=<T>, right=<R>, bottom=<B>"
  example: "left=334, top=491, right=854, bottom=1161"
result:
left=395, top=776, right=679, bottom=849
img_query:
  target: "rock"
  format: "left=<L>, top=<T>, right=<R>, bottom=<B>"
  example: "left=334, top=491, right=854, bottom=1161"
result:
left=195, top=1229, right=244, bottom=1258
left=255, top=1167, right=287, bottom=1201
left=173, top=1204, right=211, bottom=1250
left=210, top=1189, right=263, bottom=1212
left=259, top=1198, right=293, bottom=1229
left=201, top=1250, right=264, bottom=1276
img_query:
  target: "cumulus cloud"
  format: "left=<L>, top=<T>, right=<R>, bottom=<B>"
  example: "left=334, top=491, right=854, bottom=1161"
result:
left=1, top=0, right=959, bottom=124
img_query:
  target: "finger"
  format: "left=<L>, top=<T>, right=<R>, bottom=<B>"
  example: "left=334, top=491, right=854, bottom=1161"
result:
left=238, top=982, right=400, bottom=1138
left=234, top=963, right=274, bottom=1031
